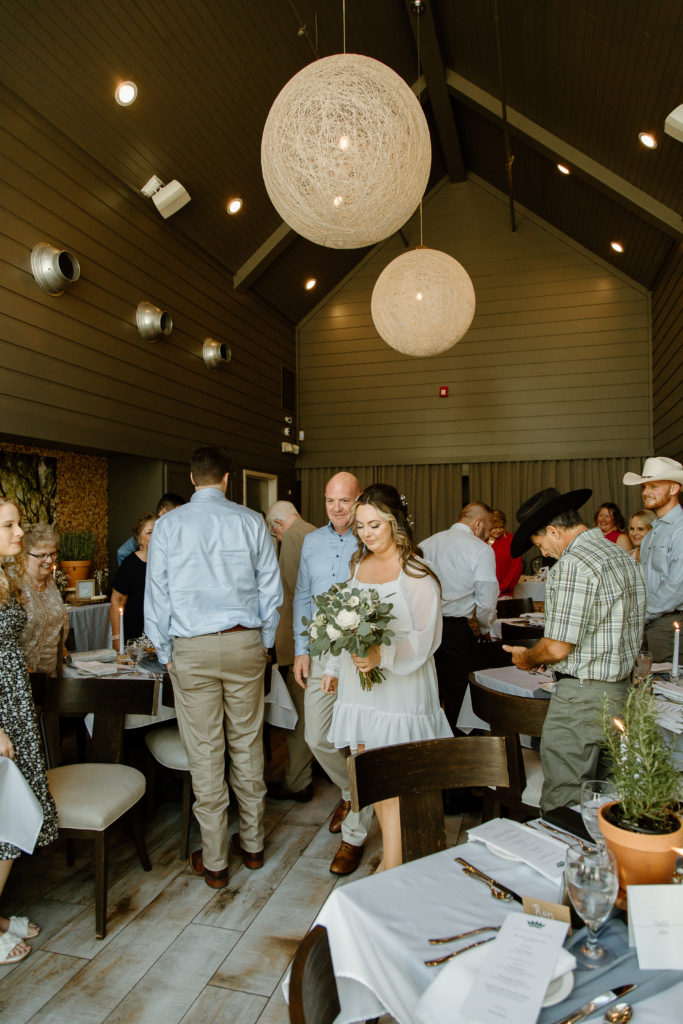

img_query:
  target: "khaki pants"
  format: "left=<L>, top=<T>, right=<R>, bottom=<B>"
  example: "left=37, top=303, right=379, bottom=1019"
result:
left=540, top=676, right=630, bottom=812
left=303, top=656, right=374, bottom=846
left=281, top=665, right=313, bottom=793
left=170, top=630, right=267, bottom=871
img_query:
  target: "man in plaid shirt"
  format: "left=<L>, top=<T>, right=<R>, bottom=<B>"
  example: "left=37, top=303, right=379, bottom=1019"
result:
left=503, top=487, right=646, bottom=811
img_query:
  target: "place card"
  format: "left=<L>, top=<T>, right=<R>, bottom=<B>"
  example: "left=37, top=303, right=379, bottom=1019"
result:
left=627, top=884, right=683, bottom=968
left=522, top=895, right=571, bottom=929
left=459, top=913, right=569, bottom=1024
left=468, top=819, right=567, bottom=884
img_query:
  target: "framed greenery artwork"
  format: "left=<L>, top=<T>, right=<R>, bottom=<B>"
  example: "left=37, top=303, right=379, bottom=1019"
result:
left=0, top=452, right=57, bottom=524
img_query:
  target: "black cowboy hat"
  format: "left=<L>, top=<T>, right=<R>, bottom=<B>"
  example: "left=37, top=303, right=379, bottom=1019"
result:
left=510, top=487, right=592, bottom=558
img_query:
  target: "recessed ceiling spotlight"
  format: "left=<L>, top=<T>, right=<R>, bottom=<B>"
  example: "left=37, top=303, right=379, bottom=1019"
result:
left=305, top=278, right=317, bottom=290
left=115, top=81, right=138, bottom=106
left=557, top=163, right=571, bottom=175
left=638, top=132, right=657, bottom=149
left=610, top=241, right=625, bottom=253
left=227, top=197, right=243, bottom=214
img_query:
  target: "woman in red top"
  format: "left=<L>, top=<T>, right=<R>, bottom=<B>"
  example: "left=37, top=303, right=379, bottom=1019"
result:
left=594, top=503, right=633, bottom=552
left=487, top=509, right=523, bottom=597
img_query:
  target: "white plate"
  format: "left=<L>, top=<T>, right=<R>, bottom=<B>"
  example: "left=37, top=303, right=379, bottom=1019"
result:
left=482, top=840, right=522, bottom=862
left=542, top=969, right=574, bottom=1007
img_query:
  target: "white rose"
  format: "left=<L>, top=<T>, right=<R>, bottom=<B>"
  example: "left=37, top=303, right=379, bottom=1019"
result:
left=326, top=625, right=342, bottom=641
left=348, top=595, right=360, bottom=608
left=336, top=609, right=360, bottom=630
left=310, top=625, right=318, bottom=639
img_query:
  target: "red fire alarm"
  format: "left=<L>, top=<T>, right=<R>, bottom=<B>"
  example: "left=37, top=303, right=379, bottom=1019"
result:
left=439, top=386, right=449, bottom=398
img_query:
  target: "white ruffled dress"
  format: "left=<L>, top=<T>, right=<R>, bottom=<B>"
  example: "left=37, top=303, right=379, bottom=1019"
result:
left=325, top=570, right=452, bottom=752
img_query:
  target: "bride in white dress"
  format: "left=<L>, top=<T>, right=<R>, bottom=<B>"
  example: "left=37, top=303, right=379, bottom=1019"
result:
left=321, top=484, right=452, bottom=869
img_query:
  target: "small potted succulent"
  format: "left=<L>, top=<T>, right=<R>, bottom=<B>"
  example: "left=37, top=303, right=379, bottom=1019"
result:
left=598, top=679, right=682, bottom=899
left=59, top=529, right=96, bottom=588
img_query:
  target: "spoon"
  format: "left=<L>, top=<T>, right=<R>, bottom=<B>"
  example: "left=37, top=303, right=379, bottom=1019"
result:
left=604, top=1003, right=633, bottom=1023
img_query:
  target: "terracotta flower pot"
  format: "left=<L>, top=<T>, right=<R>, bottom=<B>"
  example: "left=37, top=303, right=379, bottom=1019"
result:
left=598, top=801, right=683, bottom=906
left=60, top=560, right=93, bottom=589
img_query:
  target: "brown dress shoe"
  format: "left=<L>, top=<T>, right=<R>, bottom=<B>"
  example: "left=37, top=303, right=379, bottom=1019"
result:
left=330, top=841, right=363, bottom=876
left=230, top=833, right=264, bottom=869
left=328, top=798, right=351, bottom=833
left=267, top=781, right=314, bottom=803
left=189, top=849, right=229, bottom=889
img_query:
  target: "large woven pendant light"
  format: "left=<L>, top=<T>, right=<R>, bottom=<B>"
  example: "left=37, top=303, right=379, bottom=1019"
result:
left=371, top=247, right=476, bottom=357
left=261, top=52, right=431, bottom=249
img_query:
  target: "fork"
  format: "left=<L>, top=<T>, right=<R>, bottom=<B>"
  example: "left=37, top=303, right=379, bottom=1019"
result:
left=532, top=820, right=592, bottom=852
left=428, top=925, right=500, bottom=945
left=424, top=935, right=497, bottom=966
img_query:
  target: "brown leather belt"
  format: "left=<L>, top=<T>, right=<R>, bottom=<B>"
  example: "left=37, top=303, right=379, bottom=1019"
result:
left=211, top=625, right=250, bottom=635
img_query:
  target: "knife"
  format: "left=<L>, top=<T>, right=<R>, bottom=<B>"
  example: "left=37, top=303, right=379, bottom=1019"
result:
left=454, top=857, right=524, bottom=904
left=550, top=984, right=637, bottom=1024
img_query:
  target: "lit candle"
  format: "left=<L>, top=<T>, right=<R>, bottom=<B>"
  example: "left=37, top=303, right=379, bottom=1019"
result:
left=672, top=621, right=680, bottom=681
left=119, top=607, right=125, bottom=653
left=52, top=563, right=56, bottom=581
left=613, top=717, right=627, bottom=764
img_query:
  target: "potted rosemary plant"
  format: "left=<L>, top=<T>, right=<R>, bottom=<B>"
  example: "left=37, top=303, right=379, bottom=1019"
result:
left=59, top=529, right=96, bottom=588
left=598, top=679, right=682, bottom=899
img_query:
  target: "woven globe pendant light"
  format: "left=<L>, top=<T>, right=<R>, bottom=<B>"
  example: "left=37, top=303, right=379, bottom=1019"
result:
left=261, top=54, right=431, bottom=249
left=371, top=247, right=476, bottom=357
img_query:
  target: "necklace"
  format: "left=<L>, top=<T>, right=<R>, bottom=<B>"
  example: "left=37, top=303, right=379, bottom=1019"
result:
left=28, top=575, right=47, bottom=593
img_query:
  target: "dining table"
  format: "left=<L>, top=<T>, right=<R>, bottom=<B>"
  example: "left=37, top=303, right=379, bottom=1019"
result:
left=67, top=599, right=112, bottom=651
left=301, top=830, right=683, bottom=1024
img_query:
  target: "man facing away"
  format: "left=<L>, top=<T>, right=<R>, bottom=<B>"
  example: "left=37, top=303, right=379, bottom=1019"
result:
left=503, top=487, right=646, bottom=811
left=117, top=492, right=186, bottom=565
left=623, top=456, right=683, bottom=662
left=145, top=446, right=282, bottom=887
left=266, top=500, right=316, bottom=802
left=420, top=502, right=499, bottom=734
left=292, top=471, right=374, bottom=876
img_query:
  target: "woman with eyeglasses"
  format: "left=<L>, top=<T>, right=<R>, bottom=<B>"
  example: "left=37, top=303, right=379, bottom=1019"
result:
left=18, top=523, right=68, bottom=673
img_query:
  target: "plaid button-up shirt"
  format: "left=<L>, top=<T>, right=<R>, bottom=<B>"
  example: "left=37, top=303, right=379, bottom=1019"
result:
left=545, top=528, right=646, bottom=682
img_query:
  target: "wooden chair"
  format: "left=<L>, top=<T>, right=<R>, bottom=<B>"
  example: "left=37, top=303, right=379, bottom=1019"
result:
left=144, top=675, right=193, bottom=860
left=496, top=597, right=534, bottom=618
left=469, top=677, right=550, bottom=820
left=347, top=736, right=512, bottom=863
left=289, top=924, right=340, bottom=1024
left=45, top=674, right=159, bottom=938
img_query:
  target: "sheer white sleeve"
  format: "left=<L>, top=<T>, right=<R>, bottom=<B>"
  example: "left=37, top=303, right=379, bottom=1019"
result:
left=323, top=654, right=342, bottom=678
left=380, top=573, right=442, bottom=675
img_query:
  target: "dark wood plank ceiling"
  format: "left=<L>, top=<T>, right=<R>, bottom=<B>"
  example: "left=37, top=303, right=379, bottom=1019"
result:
left=1, top=0, right=680, bottom=324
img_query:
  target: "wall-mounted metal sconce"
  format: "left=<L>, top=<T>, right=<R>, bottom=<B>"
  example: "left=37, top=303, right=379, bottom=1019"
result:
left=31, top=242, right=81, bottom=295
left=203, top=338, right=231, bottom=368
left=136, top=301, right=173, bottom=342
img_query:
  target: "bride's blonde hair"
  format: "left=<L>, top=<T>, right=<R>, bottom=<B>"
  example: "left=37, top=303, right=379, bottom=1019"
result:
left=349, top=484, right=440, bottom=589
left=0, top=500, right=24, bottom=606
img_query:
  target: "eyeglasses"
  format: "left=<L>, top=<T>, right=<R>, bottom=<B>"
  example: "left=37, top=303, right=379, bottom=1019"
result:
left=28, top=551, right=58, bottom=562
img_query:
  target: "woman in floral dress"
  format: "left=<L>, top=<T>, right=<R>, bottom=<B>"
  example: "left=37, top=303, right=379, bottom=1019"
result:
left=0, top=501, right=58, bottom=964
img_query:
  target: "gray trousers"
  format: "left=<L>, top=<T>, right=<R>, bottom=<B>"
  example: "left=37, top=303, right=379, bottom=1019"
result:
left=540, top=675, right=631, bottom=812
left=281, top=665, right=313, bottom=793
left=303, top=656, right=373, bottom=846
left=645, top=613, right=680, bottom=663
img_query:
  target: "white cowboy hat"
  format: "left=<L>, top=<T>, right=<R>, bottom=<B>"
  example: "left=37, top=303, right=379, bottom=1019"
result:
left=623, top=456, right=683, bottom=486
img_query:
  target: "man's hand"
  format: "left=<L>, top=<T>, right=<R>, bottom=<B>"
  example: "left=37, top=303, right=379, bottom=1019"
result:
left=321, top=674, right=338, bottom=694
left=293, top=654, right=310, bottom=689
left=502, top=644, right=532, bottom=669
left=503, top=636, right=572, bottom=672
left=165, top=660, right=174, bottom=671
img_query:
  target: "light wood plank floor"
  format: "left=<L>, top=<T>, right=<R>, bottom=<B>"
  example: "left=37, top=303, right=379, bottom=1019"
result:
left=0, top=728, right=480, bottom=1024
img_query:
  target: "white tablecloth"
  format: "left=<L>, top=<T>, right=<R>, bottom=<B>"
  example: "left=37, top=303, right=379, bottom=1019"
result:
left=457, top=665, right=551, bottom=733
left=514, top=579, right=546, bottom=601
left=67, top=601, right=112, bottom=651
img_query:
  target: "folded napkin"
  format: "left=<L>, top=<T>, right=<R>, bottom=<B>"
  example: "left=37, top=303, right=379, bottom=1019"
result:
left=67, top=648, right=117, bottom=664
left=0, top=757, right=44, bottom=853
left=72, top=659, right=118, bottom=676
left=415, top=936, right=576, bottom=1024
left=652, top=661, right=673, bottom=673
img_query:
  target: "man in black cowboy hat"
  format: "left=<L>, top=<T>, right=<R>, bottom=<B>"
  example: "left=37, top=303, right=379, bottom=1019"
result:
left=503, top=487, right=646, bottom=811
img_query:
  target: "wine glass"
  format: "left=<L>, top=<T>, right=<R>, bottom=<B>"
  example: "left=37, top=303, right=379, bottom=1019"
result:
left=580, top=780, right=617, bottom=846
left=126, top=640, right=143, bottom=669
left=634, top=648, right=653, bottom=682
left=564, top=845, right=619, bottom=968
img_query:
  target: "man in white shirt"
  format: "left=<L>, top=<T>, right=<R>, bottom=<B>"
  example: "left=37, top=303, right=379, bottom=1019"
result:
left=624, top=456, right=683, bottom=661
left=421, top=502, right=499, bottom=733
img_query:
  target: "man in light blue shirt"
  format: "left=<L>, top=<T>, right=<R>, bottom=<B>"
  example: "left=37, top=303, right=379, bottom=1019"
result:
left=145, top=447, right=282, bottom=887
left=624, top=456, right=683, bottom=661
left=293, top=471, right=373, bottom=876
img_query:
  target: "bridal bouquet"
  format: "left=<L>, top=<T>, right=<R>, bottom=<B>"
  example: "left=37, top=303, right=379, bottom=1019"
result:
left=301, top=583, right=396, bottom=691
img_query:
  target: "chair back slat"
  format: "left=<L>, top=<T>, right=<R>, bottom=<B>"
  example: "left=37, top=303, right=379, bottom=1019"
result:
left=348, top=735, right=511, bottom=863
left=289, top=925, right=340, bottom=1024
left=496, top=597, right=534, bottom=617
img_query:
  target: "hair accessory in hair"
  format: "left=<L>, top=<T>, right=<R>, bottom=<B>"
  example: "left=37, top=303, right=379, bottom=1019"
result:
left=399, top=494, right=415, bottom=530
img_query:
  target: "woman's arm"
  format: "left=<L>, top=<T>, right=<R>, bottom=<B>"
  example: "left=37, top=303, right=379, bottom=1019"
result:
left=110, top=589, right=128, bottom=652
left=377, top=573, right=442, bottom=675
left=616, top=532, right=633, bottom=552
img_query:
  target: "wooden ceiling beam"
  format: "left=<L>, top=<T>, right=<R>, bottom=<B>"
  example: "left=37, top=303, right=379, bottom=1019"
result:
left=233, top=222, right=296, bottom=292
left=446, top=69, right=683, bottom=242
left=404, top=0, right=466, bottom=182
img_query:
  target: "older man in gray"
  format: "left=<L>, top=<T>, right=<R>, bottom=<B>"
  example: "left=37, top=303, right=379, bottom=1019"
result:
left=293, top=471, right=373, bottom=875
left=266, top=500, right=316, bottom=802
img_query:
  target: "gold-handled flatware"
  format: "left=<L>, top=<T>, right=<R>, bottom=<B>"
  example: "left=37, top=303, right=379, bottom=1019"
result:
left=534, top=820, right=592, bottom=852
left=454, top=857, right=523, bottom=903
left=424, top=935, right=497, bottom=966
left=462, top=867, right=512, bottom=901
left=428, top=925, right=500, bottom=945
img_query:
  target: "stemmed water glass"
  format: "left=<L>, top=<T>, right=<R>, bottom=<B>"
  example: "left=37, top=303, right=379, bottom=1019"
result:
left=634, top=648, right=653, bottom=682
left=126, top=639, right=143, bottom=670
left=580, top=780, right=617, bottom=847
left=564, top=845, right=619, bottom=968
